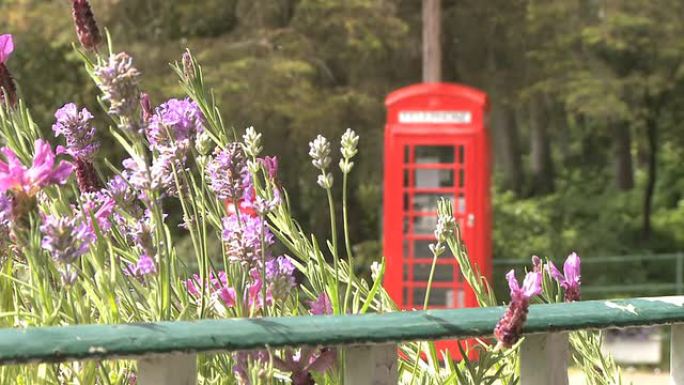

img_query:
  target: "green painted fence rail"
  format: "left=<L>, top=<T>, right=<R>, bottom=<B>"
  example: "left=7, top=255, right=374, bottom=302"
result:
left=0, top=296, right=683, bottom=365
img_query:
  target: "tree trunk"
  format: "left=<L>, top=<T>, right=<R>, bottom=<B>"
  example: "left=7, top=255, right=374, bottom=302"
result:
left=529, top=95, right=555, bottom=195
left=491, top=100, right=524, bottom=194
left=422, top=0, right=441, bottom=82
left=611, top=121, right=634, bottom=191
left=642, top=115, right=658, bottom=239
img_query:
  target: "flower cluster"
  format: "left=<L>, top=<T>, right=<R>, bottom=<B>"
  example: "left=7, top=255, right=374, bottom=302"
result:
left=53, top=103, right=99, bottom=159
left=40, top=212, right=94, bottom=284
left=494, top=270, right=542, bottom=348
left=0, top=34, right=16, bottom=106
left=207, top=143, right=249, bottom=200
left=0, top=139, right=74, bottom=197
left=222, top=213, right=274, bottom=266
left=94, top=52, right=141, bottom=130
left=309, top=135, right=333, bottom=188
left=53, top=103, right=101, bottom=192
left=247, top=256, right=296, bottom=308
left=145, top=98, right=205, bottom=157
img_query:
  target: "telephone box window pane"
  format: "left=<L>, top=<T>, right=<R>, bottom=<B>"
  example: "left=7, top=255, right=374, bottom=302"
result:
left=412, top=215, right=436, bottom=235
left=403, top=169, right=410, bottom=187
left=413, top=193, right=454, bottom=212
left=414, top=169, right=454, bottom=188
left=457, top=145, right=465, bottom=164
left=403, top=287, right=409, bottom=304
left=403, top=193, right=410, bottom=211
left=458, top=169, right=465, bottom=188
left=454, top=288, right=465, bottom=307
left=456, top=194, right=466, bottom=213
left=415, top=146, right=454, bottom=164
left=413, top=288, right=453, bottom=307
left=404, top=146, right=411, bottom=163
left=413, top=240, right=454, bottom=259
left=413, top=263, right=453, bottom=282
left=403, top=263, right=410, bottom=281
left=403, top=240, right=410, bottom=259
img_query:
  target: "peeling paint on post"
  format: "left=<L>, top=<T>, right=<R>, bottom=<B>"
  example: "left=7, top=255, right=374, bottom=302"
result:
left=520, top=333, right=568, bottom=385
left=137, top=353, right=197, bottom=385
left=672, top=324, right=684, bottom=385
left=343, top=344, right=398, bottom=385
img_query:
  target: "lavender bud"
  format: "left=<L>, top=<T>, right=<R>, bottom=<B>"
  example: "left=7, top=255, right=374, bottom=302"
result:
left=340, top=128, right=359, bottom=159
left=206, top=143, right=248, bottom=200
left=140, top=92, right=153, bottom=123
left=243, top=126, right=262, bottom=157
left=309, top=135, right=331, bottom=170
left=182, top=50, right=194, bottom=80
left=317, top=172, right=333, bottom=189
left=71, top=0, right=102, bottom=51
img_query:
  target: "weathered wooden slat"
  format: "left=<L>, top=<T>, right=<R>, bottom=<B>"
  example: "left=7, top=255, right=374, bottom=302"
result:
left=137, top=353, right=197, bottom=385
left=520, top=333, right=568, bottom=385
left=343, top=344, right=398, bottom=385
left=0, top=296, right=681, bottom=364
left=672, top=324, right=684, bottom=385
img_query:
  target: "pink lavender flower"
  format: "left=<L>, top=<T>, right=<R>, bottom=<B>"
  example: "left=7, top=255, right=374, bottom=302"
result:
left=547, top=252, right=581, bottom=302
left=0, top=139, right=74, bottom=196
left=309, top=292, right=332, bottom=315
left=126, top=253, right=156, bottom=277
left=0, top=34, right=13, bottom=64
left=207, top=143, right=248, bottom=200
left=40, top=213, right=94, bottom=264
left=0, top=34, right=16, bottom=107
left=221, top=213, right=274, bottom=265
left=494, top=270, right=542, bottom=348
left=71, top=0, right=101, bottom=50
left=94, top=53, right=141, bottom=131
left=184, top=271, right=237, bottom=309
left=77, top=191, right=115, bottom=232
left=273, top=347, right=337, bottom=385
left=145, top=98, right=204, bottom=155
left=260, top=156, right=278, bottom=180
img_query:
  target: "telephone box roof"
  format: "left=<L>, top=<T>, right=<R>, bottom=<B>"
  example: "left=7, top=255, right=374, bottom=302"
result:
left=385, top=82, right=487, bottom=107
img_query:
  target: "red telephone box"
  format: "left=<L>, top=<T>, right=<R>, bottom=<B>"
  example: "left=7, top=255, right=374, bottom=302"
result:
left=382, top=83, right=492, bottom=350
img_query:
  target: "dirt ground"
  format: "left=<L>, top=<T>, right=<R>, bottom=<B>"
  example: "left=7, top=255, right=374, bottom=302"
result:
left=569, top=368, right=669, bottom=385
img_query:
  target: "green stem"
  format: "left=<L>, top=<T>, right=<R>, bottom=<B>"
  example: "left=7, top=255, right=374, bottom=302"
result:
left=341, top=171, right=355, bottom=314
left=324, top=174, right=340, bottom=313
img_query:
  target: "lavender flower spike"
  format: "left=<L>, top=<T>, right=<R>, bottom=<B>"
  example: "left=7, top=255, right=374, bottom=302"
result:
left=71, top=0, right=102, bottom=51
left=547, top=252, right=581, bottom=302
left=94, top=52, right=141, bottom=131
left=207, top=143, right=248, bottom=200
left=494, top=270, right=542, bottom=348
left=53, top=103, right=99, bottom=159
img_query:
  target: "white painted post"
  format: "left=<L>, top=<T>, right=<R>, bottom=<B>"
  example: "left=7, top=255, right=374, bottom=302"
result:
left=672, top=324, right=684, bottom=385
left=344, top=344, right=398, bottom=385
left=137, top=353, right=197, bottom=385
left=520, top=333, right=569, bottom=385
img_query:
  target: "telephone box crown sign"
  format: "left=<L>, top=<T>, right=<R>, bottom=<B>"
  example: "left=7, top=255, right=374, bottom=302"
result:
left=385, top=83, right=488, bottom=131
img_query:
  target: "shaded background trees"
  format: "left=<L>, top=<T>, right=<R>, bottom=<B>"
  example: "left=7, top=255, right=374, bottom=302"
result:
left=2, top=0, right=684, bottom=266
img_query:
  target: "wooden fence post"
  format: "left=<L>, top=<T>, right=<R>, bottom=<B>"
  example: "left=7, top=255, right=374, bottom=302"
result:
left=344, top=344, right=398, bottom=385
left=672, top=324, right=684, bottom=385
left=137, top=353, right=197, bottom=385
left=520, top=333, right=568, bottom=385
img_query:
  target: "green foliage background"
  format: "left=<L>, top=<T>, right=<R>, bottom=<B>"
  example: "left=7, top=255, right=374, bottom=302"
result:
left=2, top=0, right=684, bottom=287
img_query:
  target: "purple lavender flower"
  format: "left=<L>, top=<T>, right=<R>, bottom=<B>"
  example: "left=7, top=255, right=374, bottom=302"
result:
left=145, top=98, right=204, bottom=155
left=221, top=213, right=274, bottom=265
left=206, top=143, right=248, bottom=200
left=232, top=350, right=268, bottom=385
left=94, top=52, right=141, bottom=131
left=77, top=191, right=115, bottom=232
left=248, top=256, right=296, bottom=309
left=40, top=213, right=94, bottom=264
left=52, top=103, right=99, bottom=159
left=0, top=139, right=74, bottom=197
left=309, top=292, right=333, bottom=315
left=494, top=270, right=542, bottom=348
left=122, top=155, right=182, bottom=199
left=547, top=252, right=581, bottom=302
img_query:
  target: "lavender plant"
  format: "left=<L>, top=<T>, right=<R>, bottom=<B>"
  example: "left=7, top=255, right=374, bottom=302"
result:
left=0, top=1, right=628, bottom=384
